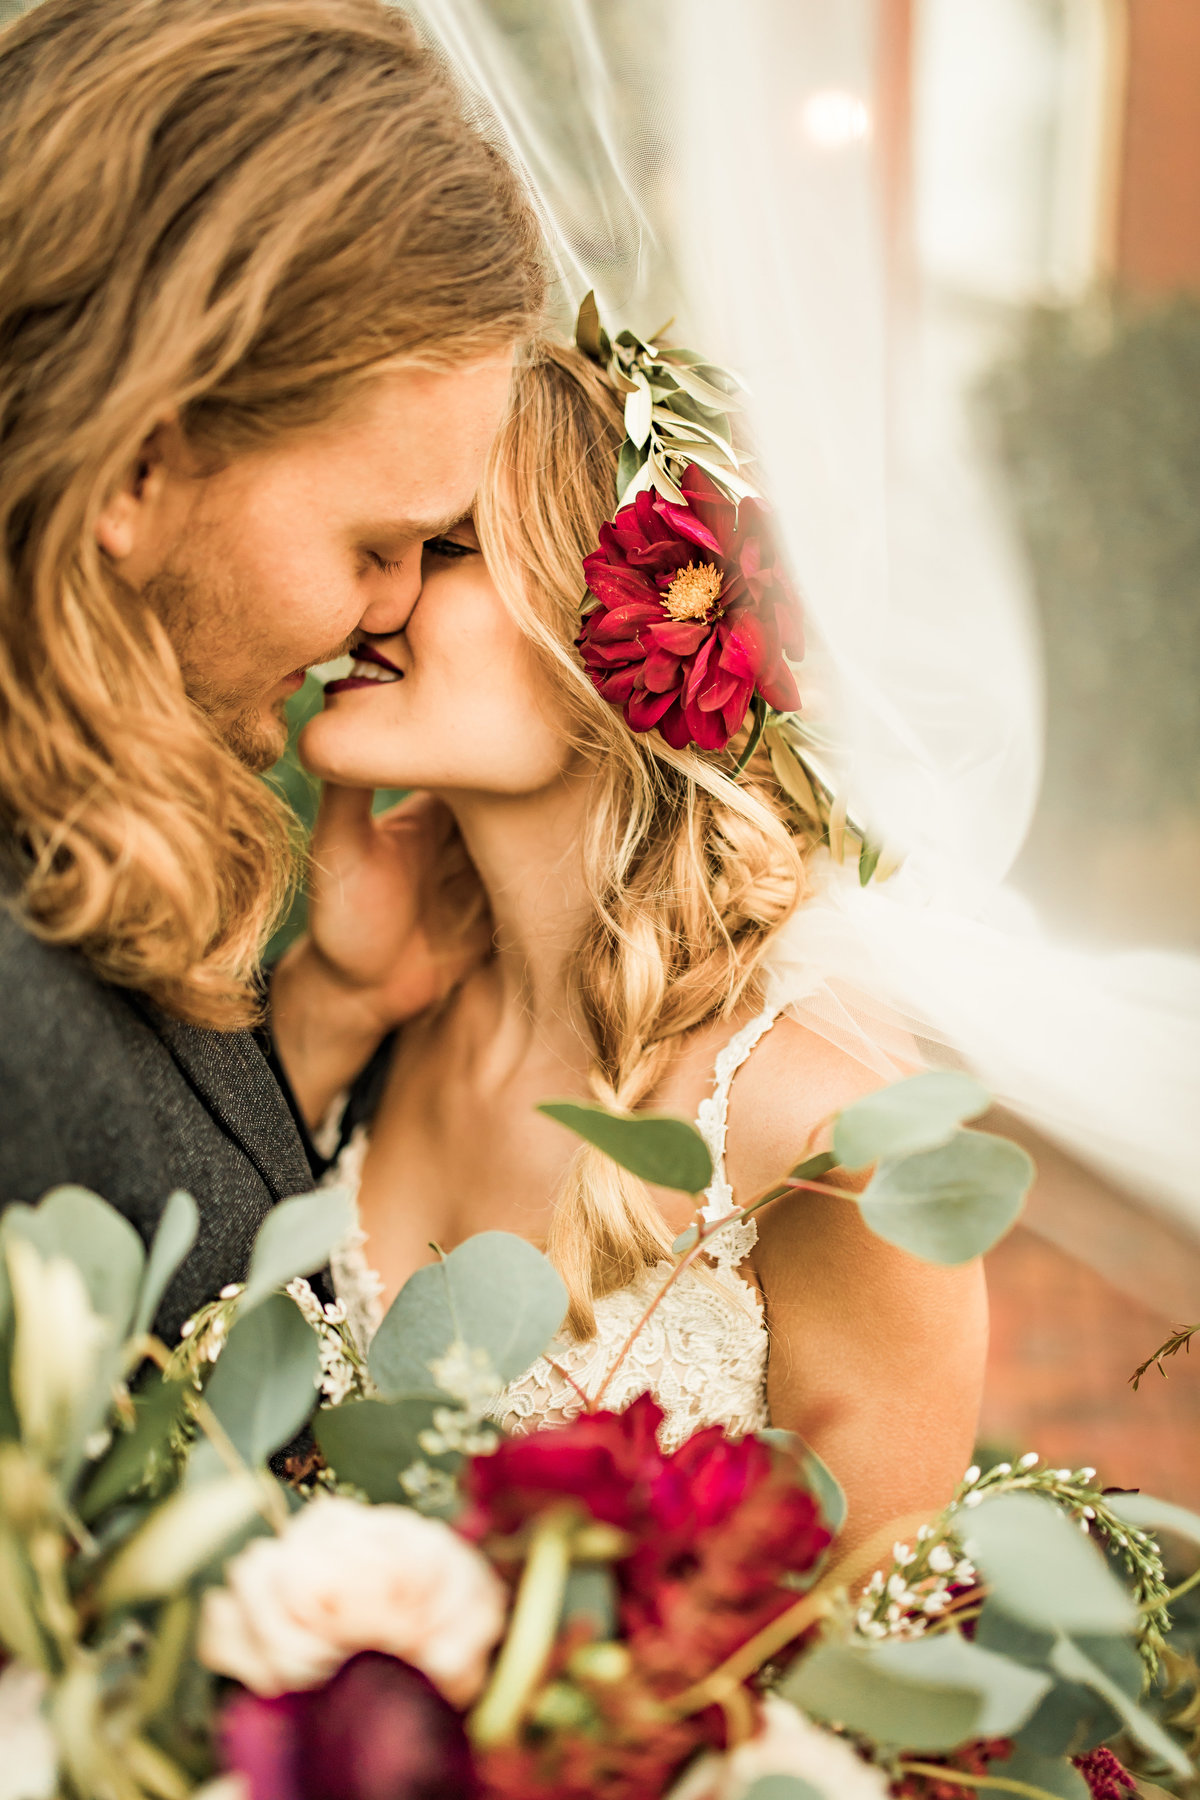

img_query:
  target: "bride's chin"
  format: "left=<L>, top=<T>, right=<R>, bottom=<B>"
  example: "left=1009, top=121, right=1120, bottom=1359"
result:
left=296, top=713, right=407, bottom=789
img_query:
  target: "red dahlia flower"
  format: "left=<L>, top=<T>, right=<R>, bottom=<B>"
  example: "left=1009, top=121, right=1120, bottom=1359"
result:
left=577, top=465, right=804, bottom=753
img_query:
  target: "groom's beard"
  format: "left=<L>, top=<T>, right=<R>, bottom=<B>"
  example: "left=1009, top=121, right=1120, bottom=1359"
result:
left=143, top=563, right=344, bottom=775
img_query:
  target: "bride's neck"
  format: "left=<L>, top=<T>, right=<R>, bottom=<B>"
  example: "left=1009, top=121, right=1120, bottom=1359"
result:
left=443, top=773, right=593, bottom=1032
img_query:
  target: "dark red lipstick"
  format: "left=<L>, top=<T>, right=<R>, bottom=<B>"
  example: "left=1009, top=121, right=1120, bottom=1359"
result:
left=325, top=641, right=404, bottom=695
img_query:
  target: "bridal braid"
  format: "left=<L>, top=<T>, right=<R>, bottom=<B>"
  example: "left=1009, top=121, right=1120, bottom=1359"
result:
left=477, top=342, right=816, bottom=1335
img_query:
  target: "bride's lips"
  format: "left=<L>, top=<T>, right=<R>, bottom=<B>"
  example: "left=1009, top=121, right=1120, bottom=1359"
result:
left=325, top=642, right=405, bottom=696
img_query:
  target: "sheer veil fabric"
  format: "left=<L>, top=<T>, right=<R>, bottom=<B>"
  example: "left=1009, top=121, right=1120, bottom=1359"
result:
left=405, top=1, right=1200, bottom=1224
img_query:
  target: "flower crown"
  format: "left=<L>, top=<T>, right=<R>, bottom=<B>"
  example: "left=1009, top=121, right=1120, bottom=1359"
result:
left=572, top=293, right=889, bottom=885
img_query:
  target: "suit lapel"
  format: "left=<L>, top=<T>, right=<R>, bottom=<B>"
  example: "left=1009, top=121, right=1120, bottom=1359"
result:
left=133, top=999, right=314, bottom=1202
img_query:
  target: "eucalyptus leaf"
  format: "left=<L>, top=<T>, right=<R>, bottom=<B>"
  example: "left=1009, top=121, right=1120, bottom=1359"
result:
left=574, top=289, right=603, bottom=360
left=98, top=1472, right=269, bottom=1609
left=368, top=1232, right=567, bottom=1400
left=859, top=1130, right=1034, bottom=1264
left=961, top=1492, right=1138, bottom=1636
left=624, top=381, right=652, bottom=449
left=973, top=1602, right=1135, bottom=1756
left=617, top=455, right=656, bottom=509
left=670, top=361, right=739, bottom=412
left=1015, top=1676, right=1120, bottom=1757
left=743, top=1780, right=823, bottom=1800
left=646, top=455, right=685, bottom=503
left=132, top=1190, right=198, bottom=1339
left=788, top=1152, right=838, bottom=1183
left=650, top=401, right=735, bottom=450
left=1106, top=1490, right=1200, bottom=1547
left=767, top=739, right=822, bottom=819
left=672, top=446, right=757, bottom=499
left=868, top=1631, right=1051, bottom=1736
left=78, top=1371, right=187, bottom=1522
left=241, top=1187, right=354, bottom=1312
left=1050, top=1635, right=1191, bottom=1775
left=833, top=1072, right=991, bottom=1169
left=782, top=1638, right=982, bottom=1752
left=188, top=1293, right=319, bottom=1479
left=314, top=1393, right=449, bottom=1505
left=757, top=1429, right=847, bottom=1538
left=615, top=438, right=644, bottom=502
left=538, top=1099, right=713, bottom=1194
left=3, top=1186, right=144, bottom=1337
left=1000, top=1745, right=1089, bottom=1799
left=672, top=1225, right=700, bottom=1255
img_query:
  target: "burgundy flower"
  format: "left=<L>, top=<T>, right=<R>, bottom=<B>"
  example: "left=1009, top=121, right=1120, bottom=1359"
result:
left=577, top=464, right=804, bottom=753
left=460, top=1391, right=667, bottom=1538
left=463, top=1395, right=831, bottom=1685
left=220, top=1651, right=478, bottom=1800
left=1072, top=1747, right=1137, bottom=1799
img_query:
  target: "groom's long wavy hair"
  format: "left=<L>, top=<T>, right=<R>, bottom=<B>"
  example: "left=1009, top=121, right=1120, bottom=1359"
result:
left=477, top=343, right=821, bottom=1337
left=0, top=0, right=543, bottom=1029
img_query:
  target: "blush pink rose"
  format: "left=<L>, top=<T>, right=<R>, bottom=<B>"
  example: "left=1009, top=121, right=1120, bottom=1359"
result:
left=198, top=1497, right=507, bottom=1708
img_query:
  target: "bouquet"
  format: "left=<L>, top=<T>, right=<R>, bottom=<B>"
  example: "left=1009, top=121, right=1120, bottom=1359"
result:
left=0, top=1074, right=1194, bottom=1800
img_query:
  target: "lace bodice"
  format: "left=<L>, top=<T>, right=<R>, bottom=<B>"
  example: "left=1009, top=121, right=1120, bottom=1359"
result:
left=321, top=1007, right=781, bottom=1450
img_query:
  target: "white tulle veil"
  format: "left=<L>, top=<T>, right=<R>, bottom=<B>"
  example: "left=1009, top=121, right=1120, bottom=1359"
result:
left=405, top=0, right=1200, bottom=1224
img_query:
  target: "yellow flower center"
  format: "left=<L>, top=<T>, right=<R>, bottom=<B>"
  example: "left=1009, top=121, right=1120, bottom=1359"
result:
left=662, top=560, right=723, bottom=621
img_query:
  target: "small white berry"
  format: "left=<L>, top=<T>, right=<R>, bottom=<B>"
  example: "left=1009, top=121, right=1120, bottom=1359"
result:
left=180, top=1318, right=195, bottom=1338
left=219, top=1283, right=240, bottom=1300
left=1018, top=1451, right=1039, bottom=1469
left=964, top=1465, right=981, bottom=1485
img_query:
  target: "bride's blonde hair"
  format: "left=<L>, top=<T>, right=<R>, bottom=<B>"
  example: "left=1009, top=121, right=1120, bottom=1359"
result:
left=475, top=341, right=819, bottom=1335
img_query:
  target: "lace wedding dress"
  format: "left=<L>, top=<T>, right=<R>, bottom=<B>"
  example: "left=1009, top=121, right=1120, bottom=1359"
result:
left=320, top=1007, right=783, bottom=1451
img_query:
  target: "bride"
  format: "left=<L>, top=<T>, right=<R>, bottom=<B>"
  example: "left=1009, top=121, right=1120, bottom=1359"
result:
left=271, top=336, right=987, bottom=1550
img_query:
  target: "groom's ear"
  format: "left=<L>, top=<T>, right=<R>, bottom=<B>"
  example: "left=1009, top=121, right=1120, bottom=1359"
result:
left=94, top=421, right=184, bottom=569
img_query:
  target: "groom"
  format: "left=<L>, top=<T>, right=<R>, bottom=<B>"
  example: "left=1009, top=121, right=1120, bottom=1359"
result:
left=0, top=0, right=542, bottom=1338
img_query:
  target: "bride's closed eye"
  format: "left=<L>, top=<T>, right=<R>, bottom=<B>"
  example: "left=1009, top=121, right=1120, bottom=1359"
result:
left=423, top=535, right=478, bottom=561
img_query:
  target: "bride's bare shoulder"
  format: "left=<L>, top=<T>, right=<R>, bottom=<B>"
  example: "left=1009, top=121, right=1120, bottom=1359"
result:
left=723, top=1013, right=892, bottom=1203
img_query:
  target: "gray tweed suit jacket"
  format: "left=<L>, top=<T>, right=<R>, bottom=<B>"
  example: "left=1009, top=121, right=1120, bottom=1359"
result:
left=0, top=901, right=314, bottom=1344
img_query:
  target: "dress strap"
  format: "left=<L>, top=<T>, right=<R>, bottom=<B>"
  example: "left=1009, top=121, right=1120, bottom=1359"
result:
left=694, top=1003, right=784, bottom=1246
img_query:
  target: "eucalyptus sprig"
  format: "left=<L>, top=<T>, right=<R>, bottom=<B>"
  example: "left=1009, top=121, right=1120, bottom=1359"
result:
left=858, top=1457, right=1171, bottom=1682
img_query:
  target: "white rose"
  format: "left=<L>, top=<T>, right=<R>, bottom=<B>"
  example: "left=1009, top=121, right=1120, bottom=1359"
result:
left=667, top=1695, right=890, bottom=1800
left=197, top=1496, right=507, bottom=1707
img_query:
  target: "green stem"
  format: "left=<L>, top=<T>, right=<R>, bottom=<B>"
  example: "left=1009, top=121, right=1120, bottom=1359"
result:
left=895, top=1765, right=1070, bottom=1800
left=733, top=695, right=768, bottom=775
left=469, top=1508, right=574, bottom=1747
left=1157, top=1562, right=1200, bottom=1607
left=591, top=1175, right=858, bottom=1409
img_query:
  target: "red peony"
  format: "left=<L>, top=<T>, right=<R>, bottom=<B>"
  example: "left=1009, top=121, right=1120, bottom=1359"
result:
left=464, top=1394, right=831, bottom=1683
left=460, top=1390, right=664, bottom=1538
left=464, top=1397, right=834, bottom=1800
left=577, top=465, right=804, bottom=753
